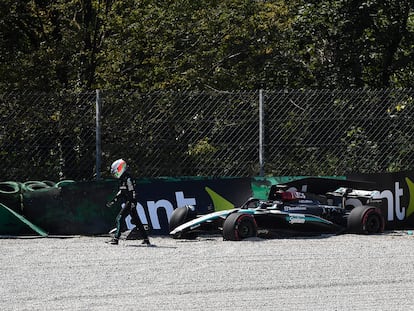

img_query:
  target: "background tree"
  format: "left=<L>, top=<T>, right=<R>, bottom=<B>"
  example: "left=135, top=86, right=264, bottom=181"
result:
left=291, top=0, right=414, bottom=88
left=97, top=0, right=297, bottom=91
left=0, top=0, right=113, bottom=92
left=1, top=0, right=414, bottom=92
left=1, top=0, right=414, bottom=180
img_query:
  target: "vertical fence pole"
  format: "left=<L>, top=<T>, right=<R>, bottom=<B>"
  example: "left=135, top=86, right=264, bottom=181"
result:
left=95, top=89, right=102, bottom=180
left=259, top=89, right=264, bottom=176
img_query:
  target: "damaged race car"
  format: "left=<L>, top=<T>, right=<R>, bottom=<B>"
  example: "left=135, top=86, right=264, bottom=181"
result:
left=169, top=184, right=386, bottom=241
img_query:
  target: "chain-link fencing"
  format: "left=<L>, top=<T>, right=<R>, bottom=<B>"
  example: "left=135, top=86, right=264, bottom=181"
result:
left=1, top=89, right=414, bottom=181
left=264, top=89, right=414, bottom=176
left=0, top=91, right=96, bottom=181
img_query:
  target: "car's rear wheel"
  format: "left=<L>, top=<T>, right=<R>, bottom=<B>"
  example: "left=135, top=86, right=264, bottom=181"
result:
left=347, top=205, right=385, bottom=234
left=223, top=212, right=257, bottom=241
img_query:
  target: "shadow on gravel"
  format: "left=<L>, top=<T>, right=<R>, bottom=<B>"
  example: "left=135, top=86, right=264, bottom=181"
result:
left=125, top=244, right=177, bottom=249
left=0, top=235, right=81, bottom=239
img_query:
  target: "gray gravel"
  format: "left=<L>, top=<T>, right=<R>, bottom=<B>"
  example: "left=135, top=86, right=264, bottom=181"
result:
left=1, top=231, right=414, bottom=311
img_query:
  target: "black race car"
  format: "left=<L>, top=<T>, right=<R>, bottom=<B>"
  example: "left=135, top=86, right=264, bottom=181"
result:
left=169, top=183, right=386, bottom=241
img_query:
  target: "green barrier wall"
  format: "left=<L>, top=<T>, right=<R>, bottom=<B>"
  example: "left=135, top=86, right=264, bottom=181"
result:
left=22, top=180, right=118, bottom=235
left=1, top=172, right=414, bottom=237
left=0, top=203, right=47, bottom=236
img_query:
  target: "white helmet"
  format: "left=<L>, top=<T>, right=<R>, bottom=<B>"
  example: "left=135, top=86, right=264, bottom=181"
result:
left=110, top=159, right=127, bottom=179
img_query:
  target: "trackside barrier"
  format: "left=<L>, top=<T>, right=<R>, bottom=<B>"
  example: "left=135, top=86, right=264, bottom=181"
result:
left=0, top=203, right=47, bottom=236
left=21, top=177, right=253, bottom=235
left=0, top=181, right=23, bottom=213
left=1, top=172, right=414, bottom=237
left=0, top=180, right=75, bottom=235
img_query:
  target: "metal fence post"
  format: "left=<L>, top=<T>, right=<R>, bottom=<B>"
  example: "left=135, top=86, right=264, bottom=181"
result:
left=259, top=89, right=264, bottom=176
left=95, top=89, right=102, bottom=180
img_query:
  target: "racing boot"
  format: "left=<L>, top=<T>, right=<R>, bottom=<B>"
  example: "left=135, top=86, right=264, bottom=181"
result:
left=106, top=237, right=119, bottom=245
left=141, top=238, right=151, bottom=246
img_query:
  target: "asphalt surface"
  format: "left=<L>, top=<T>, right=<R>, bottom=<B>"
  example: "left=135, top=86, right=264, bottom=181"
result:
left=1, top=231, right=414, bottom=311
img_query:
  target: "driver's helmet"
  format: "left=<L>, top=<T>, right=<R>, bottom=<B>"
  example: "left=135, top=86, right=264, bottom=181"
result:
left=110, top=159, right=127, bottom=179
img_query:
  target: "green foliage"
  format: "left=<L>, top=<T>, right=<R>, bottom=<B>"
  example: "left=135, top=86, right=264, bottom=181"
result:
left=292, top=0, right=414, bottom=88
left=1, top=0, right=413, bottom=91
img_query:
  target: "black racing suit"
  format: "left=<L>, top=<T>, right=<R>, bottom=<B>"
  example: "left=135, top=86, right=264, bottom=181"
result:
left=108, top=171, right=149, bottom=241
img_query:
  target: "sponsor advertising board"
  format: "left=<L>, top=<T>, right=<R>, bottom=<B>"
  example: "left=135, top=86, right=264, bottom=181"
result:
left=2, top=172, right=414, bottom=236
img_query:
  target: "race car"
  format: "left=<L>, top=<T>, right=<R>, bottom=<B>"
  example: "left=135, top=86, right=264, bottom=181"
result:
left=169, top=184, right=386, bottom=241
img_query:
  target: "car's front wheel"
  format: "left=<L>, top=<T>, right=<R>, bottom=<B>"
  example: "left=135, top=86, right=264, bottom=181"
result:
left=169, top=205, right=197, bottom=232
left=223, top=212, right=257, bottom=241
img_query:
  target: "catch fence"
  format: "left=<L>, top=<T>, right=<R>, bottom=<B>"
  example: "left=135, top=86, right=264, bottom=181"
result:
left=1, top=89, right=413, bottom=181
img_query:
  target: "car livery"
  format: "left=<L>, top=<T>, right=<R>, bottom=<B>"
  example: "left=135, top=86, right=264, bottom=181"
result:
left=169, top=185, right=386, bottom=241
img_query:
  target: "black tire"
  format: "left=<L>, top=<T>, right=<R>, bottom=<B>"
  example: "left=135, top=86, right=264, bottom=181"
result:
left=347, top=205, right=385, bottom=234
left=223, top=212, right=257, bottom=241
left=168, top=205, right=197, bottom=232
left=0, top=181, right=20, bottom=195
left=41, top=180, right=56, bottom=187
left=23, top=181, right=51, bottom=191
left=0, top=181, right=22, bottom=212
left=55, top=180, right=75, bottom=187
